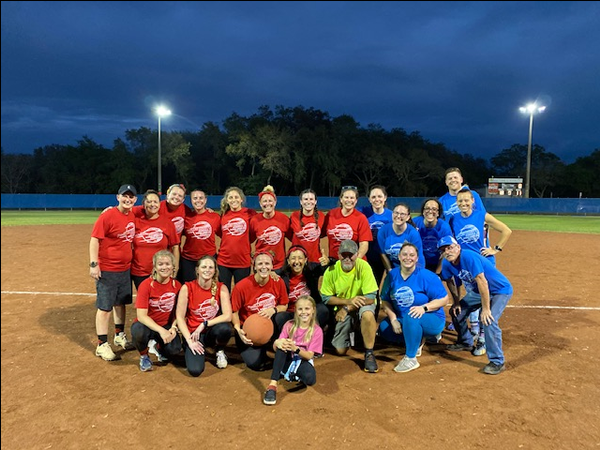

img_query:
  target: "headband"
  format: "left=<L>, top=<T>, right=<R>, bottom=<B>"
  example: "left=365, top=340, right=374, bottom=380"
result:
left=286, top=245, right=308, bottom=258
left=258, top=190, right=276, bottom=201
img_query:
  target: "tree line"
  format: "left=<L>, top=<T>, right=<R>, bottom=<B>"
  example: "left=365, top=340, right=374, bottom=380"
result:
left=2, top=105, right=598, bottom=197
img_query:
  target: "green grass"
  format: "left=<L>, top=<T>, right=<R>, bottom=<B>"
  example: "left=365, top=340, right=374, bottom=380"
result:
left=1, top=210, right=100, bottom=226
left=2, top=210, right=599, bottom=233
left=493, top=214, right=600, bottom=234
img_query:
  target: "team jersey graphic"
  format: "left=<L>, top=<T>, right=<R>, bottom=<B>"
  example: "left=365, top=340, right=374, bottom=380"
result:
left=445, top=202, right=460, bottom=217
left=385, top=242, right=404, bottom=264
left=222, top=217, right=248, bottom=236
left=172, top=216, right=185, bottom=235
left=328, top=223, right=354, bottom=242
left=456, top=224, right=480, bottom=245
left=258, top=226, right=283, bottom=245
left=247, top=293, right=276, bottom=313
left=189, top=221, right=213, bottom=240
left=136, top=227, right=164, bottom=244
left=422, top=235, right=439, bottom=254
left=391, top=286, right=415, bottom=308
left=289, top=281, right=310, bottom=302
left=149, top=292, right=177, bottom=313
left=118, top=222, right=136, bottom=242
left=190, top=297, right=219, bottom=320
left=370, top=220, right=386, bottom=230
left=458, top=269, right=476, bottom=292
left=296, top=223, right=321, bottom=242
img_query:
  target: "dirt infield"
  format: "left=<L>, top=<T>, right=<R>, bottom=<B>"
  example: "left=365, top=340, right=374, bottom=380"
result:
left=1, top=225, right=599, bottom=450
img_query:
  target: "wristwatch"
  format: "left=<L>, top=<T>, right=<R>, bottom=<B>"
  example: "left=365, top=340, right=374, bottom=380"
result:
left=294, top=347, right=301, bottom=355
left=343, top=306, right=350, bottom=312
left=89, top=261, right=98, bottom=268
left=494, top=245, right=503, bottom=252
left=423, top=306, right=429, bottom=312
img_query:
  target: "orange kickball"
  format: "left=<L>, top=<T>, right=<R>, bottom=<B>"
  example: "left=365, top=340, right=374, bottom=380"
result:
left=243, top=313, right=274, bottom=346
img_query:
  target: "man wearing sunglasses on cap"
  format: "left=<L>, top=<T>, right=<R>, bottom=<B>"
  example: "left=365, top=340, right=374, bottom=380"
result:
left=320, top=239, right=379, bottom=373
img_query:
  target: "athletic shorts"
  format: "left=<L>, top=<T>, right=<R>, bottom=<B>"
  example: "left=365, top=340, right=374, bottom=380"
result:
left=96, top=270, right=132, bottom=311
left=331, top=303, right=377, bottom=349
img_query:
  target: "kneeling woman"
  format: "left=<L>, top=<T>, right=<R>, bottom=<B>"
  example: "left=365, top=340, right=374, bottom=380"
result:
left=231, top=251, right=289, bottom=371
left=131, top=250, right=182, bottom=372
left=378, top=243, right=448, bottom=373
left=176, top=255, right=233, bottom=377
left=263, top=295, right=323, bottom=406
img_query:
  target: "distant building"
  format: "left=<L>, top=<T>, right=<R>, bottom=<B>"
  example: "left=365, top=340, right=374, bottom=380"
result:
left=487, top=177, right=523, bottom=198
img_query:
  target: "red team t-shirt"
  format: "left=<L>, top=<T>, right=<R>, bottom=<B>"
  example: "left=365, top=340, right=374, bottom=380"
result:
left=231, top=275, right=289, bottom=325
left=288, top=210, right=326, bottom=263
left=286, top=273, right=312, bottom=312
left=131, top=215, right=180, bottom=277
left=323, top=208, right=372, bottom=258
left=218, top=208, right=257, bottom=268
left=134, top=277, right=182, bottom=327
left=91, top=207, right=135, bottom=272
left=181, top=209, right=222, bottom=260
left=250, top=212, right=291, bottom=270
left=183, top=280, right=225, bottom=333
left=133, top=201, right=190, bottom=238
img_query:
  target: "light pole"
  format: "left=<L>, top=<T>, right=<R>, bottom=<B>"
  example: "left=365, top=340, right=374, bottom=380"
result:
left=156, top=106, right=171, bottom=195
left=519, top=103, right=546, bottom=198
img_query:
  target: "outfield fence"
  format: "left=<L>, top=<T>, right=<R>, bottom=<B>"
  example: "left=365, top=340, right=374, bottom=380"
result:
left=2, top=194, right=599, bottom=215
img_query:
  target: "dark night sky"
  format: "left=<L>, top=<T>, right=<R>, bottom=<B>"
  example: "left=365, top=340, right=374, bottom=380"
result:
left=2, top=1, right=599, bottom=162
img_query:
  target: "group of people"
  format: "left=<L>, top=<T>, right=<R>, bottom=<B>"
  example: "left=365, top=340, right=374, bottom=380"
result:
left=89, top=167, right=514, bottom=406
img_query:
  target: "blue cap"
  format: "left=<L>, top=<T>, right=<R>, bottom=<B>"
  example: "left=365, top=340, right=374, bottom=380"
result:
left=437, top=235, right=458, bottom=249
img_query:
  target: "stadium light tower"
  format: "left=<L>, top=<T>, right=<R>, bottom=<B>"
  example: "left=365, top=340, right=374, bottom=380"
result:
left=519, top=103, right=546, bottom=198
left=156, top=106, right=171, bottom=195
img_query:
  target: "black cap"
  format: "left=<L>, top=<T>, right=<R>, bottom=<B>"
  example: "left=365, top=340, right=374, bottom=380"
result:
left=118, top=184, right=137, bottom=195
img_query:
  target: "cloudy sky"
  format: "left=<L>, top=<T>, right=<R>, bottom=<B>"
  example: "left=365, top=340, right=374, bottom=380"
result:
left=2, top=1, right=598, bottom=163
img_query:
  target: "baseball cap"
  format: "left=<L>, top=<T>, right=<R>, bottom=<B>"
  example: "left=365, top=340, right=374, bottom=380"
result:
left=437, top=235, right=458, bottom=249
left=118, top=184, right=137, bottom=195
left=339, top=239, right=358, bottom=255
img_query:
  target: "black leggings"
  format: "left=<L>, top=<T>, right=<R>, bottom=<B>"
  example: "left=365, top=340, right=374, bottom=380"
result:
left=218, top=265, right=250, bottom=292
left=270, top=349, right=316, bottom=386
left=184, top=322, right=233, bottom=377
left=130, top=321, right=182, bottom=356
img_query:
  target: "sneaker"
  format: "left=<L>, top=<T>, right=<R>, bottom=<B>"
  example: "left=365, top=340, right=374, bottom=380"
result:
left=139, top=354, right=153, bottom=372
left=364, top=352, right=379, bottom=373
left=216, top=350, right=228, bottom=369
left=95, top=342, right=118, bottom=361
left=416, top=341, right=424, bottom=357
left=148, top=340, right=168, bottom=363
left=263, top=388, right=277, bottom=405
left=394, top=356, right=420, bottom=373
left=446, top=322, right=455, bottom=331
left=447, top=343, right=473, bottom=352
left=472, top=339, right=487, bottom=356
left=425, top=333, right=442, bottom=344
left=482, top=362, right=505, bottom=375
left=114, top=332, right=135, bottom=351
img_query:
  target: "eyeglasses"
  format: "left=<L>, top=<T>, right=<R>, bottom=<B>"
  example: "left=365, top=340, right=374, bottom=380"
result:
left=341, top=186, right=358, bottom=192
left=340, top=252, right=354, bottom=259
left=393, top=212, right=409, bottom=217
left=424, top=207, right=439, bottom=212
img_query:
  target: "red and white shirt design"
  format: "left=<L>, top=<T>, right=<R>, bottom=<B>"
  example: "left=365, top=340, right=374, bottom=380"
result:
left=250, top=212, right=290, bottom=269
left=288, top=210, right=325, bottom=263
left=323, top=208, right=372, bottom=258
left=91, top=208, right=135, bottom=272
left=218, top=208, right=257, bottom=268
left=181, top=210, right=221, bottom=260
left=183, top=280, right=224, bottom=333
left=231, top=275, right=288, bottom=325
left=135, top=277, right=182, bottom=327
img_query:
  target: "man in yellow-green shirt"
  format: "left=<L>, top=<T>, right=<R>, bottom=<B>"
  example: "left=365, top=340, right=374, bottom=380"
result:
left=320, top=239, right=379, bottom=373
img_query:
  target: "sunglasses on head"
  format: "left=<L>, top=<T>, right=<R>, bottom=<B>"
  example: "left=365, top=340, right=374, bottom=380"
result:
left=341, top=185, right=358, bottom=192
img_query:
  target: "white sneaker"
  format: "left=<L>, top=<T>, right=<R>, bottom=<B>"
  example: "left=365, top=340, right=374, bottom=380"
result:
left=216, top=350, right=228, bottom=369
left=95, top=342, right=118, bottom=361
left=148, top=339, right=168, bottom=363
left=394, top=356, right=420, bottom=373
left=416, top=340, right=425, bottom=357
left=114, top=332, right=135, bottom=350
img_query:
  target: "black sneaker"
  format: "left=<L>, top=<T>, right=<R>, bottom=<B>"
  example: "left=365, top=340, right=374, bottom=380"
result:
left=364, top=352, right=379, bottom=373
left=482, top=362, right=505, bottom=375
left=446, top=343, right=472, bottom=352
left=263, top=388, right=277, bottom=405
